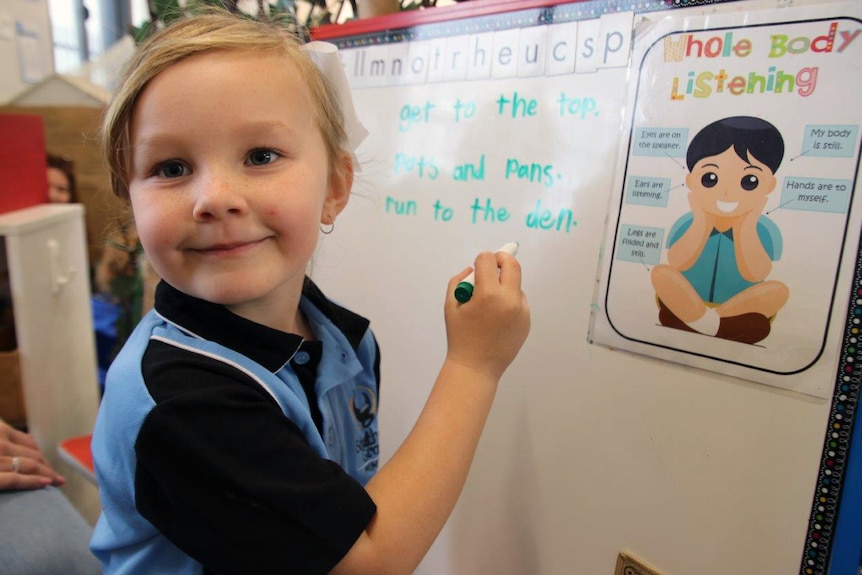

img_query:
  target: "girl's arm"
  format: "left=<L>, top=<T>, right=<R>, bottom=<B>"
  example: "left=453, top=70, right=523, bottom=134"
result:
left=332, top=250, right=530, bottom=575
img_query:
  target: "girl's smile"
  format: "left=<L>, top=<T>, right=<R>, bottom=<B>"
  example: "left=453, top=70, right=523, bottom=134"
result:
left=189, top=237, right=270, bottom=256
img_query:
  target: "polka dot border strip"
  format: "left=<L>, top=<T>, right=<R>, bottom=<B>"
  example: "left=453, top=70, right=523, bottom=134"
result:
left=801, top=247, right=862, bottom=575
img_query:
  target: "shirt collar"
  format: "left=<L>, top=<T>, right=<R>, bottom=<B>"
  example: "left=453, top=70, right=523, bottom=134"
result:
left=153, top=278, right=370, bottom=373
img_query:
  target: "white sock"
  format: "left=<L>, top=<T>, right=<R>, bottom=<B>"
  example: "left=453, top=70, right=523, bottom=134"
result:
left=686, top=307, right=720, bottom=336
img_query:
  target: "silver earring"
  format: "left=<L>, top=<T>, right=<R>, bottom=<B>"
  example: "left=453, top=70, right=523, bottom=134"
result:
left=320, top=216, right=335, bottom=235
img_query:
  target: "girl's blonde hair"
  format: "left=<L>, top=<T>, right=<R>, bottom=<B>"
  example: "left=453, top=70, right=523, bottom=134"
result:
left=102, top=11, right=348, bottom=199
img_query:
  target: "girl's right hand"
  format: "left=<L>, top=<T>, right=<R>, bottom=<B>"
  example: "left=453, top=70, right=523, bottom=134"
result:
left=443, top=250, right=531, bottom=381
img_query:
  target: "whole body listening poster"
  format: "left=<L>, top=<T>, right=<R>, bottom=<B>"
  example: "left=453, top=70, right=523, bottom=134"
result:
left=591, top=1, right=862, bottom=398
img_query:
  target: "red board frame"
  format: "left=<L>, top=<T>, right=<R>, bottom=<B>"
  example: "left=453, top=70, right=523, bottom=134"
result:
left=311, top=0, right=591, bottom=40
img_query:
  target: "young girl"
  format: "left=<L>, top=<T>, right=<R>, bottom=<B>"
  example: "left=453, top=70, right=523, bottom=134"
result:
left=90, top=11, right=530, bottom=575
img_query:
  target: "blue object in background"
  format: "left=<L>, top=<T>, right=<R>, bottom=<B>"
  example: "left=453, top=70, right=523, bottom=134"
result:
left=91, top=295, right=119, bottom=394
left=828, top=402, right=862, bottom=575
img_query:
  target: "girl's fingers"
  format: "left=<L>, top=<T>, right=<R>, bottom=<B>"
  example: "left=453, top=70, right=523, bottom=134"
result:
left=495, top=252, right=522, bottom=290
left=471, top=251, right=499, bottom=287
left=448, top=266, right=473, bottom=289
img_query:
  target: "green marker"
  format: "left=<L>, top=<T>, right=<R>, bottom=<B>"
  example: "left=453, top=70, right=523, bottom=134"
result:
left=454, top=242, right=520, bottom=303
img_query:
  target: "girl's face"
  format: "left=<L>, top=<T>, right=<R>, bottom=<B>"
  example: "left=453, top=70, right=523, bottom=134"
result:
left=685, top=146, right=776, bottom=218
left=127, top=49, right=350, bottom=331
left=47, top=167, right=72, bottom=203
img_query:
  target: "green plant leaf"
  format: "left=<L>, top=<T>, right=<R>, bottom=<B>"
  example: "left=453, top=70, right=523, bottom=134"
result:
left=131, top=21, right=154, bottom=43
left=153, top=0, right=183, bottom=22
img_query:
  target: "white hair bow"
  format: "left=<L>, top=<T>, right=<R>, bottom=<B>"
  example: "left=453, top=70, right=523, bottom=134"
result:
left=301, top=41, right=368, bottom=169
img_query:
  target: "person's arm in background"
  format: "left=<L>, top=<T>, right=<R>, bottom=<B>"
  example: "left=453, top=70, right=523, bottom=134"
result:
left=0, top=418, right=102, bottom=575
left=0, top=419, right=65, bottom=491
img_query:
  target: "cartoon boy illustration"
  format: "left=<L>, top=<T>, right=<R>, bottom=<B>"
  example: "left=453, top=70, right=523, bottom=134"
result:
left=650, top=116, right=789, bottom=344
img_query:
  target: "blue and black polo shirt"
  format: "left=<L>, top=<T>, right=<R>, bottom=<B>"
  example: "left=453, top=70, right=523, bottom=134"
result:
left=91, top=279, right=380, bottom=575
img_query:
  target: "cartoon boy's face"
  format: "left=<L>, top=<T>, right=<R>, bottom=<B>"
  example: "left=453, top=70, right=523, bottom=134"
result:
left=685, top=146, right=777, bottom=218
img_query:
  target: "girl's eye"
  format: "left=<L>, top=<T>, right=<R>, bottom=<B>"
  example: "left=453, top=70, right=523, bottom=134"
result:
left=740, top=174, right=759, bottom=191
left=248, top=149, right=279, bottom=166
left=701, top=172, right=718, bottom=188
left=156, top=162, right=188, bottom=179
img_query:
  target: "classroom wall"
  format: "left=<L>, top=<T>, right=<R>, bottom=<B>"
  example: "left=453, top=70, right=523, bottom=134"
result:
left=0, top=0, right=53, bottom=104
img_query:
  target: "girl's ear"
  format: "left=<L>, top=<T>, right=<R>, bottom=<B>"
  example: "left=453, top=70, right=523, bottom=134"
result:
left=324, top=151, right=354, bottom=220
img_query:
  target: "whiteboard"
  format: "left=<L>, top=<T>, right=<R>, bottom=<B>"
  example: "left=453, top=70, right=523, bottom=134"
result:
left=311, top=1, right=861, bottom=573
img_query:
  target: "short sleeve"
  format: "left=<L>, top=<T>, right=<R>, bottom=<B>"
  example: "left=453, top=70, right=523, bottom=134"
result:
left=666, top=212, right=694, bottom=249
left=756, top=215, right=783, bottom=261
left=135, top=340, right=376, bottom=575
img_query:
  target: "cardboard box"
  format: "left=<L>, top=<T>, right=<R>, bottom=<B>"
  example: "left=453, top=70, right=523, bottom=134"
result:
left=0, top=349, right=26, bottom=428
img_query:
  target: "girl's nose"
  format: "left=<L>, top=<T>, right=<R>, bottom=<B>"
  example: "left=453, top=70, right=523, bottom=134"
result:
left=192, top=169, right=248, bottom=221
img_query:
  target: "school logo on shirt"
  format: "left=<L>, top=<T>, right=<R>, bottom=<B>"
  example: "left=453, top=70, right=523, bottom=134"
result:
left=351, top=386, right=377, bottom=428
left=352, top=386, right=379, bottom=473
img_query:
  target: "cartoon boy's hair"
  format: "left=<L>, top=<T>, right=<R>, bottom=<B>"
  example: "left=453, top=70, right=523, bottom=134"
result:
left=686, top=116, right=784, bottom=174
left=102, top=10, right=348, bottom=199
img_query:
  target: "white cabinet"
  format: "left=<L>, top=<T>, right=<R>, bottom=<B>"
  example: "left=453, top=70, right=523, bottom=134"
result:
left=0, top=204, right=100, bottom=521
